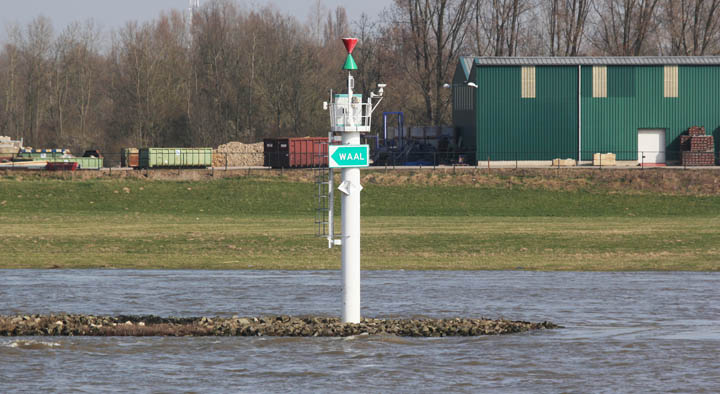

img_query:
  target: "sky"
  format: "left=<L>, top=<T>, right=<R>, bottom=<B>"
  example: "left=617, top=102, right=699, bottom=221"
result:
left=1, top=0, right=391, bottom=42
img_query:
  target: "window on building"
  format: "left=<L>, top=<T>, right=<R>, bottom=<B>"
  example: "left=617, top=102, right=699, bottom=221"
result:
left=521, top=66, right=536, bottom=98
left=592, top=66, right=607, bottom=98
left=664, top=65, right=679, bottom=98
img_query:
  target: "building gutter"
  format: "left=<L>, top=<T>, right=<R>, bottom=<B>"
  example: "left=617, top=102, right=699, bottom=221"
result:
left=578, top=65, right=582, bottom=162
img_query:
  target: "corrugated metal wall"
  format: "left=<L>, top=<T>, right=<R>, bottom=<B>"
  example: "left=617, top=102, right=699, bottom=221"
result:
left=467, top=63, right=720, bottom=162
left=581, top=65, right=720, bottom=161
left=475, top=66, right=579, bottom=161
left=452, top=62, right=476, bottom=158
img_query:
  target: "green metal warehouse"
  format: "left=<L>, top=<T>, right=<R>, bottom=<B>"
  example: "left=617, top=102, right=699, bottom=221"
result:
left=452, top=56, right=720, bottom=165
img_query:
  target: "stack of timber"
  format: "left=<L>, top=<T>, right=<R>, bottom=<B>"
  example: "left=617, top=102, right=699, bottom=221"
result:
left=213, top=142, right=264, bottom=167
left=0, top=136, right=23, bottom=161
left=551, top=158, right=577, bottom=167
left=681, top=126, right=715, bottom=166
left=593, top=153, right=616, bottom=166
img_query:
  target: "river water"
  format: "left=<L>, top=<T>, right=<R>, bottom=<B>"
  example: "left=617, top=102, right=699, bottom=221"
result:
left=1, top=270, right=719, bottom=393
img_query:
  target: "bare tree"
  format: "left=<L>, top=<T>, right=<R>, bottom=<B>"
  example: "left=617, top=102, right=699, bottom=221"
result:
left=307, top=0, right=327, bottom=44
left=255, top=9, right=321, bottom=136
left=547, top=0, right=593, bottom=55
left=352, top=15, right=384, bottom=97
left=0, top=25, right=24, bottom=139
left=49, top=21, right=100, bottom=144
left=395, top=0, right=473, bottom=125
left=109, top=12, right=190, bottom=148
left=74, top=22, right=101, bottom=143
left=591, top=0, right=661, bottom=55
left=20, top=17, right=54, bottom=145
left=475, top=0, right=534, bottom=56
left=324, top=6, right=350, bottom=44
left=189, top=0, right=238, bottom=145
left=661, top=0, right=720, bottom=55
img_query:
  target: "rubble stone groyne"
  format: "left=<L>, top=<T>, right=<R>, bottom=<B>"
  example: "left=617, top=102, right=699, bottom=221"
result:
left=0, top=314, right=559, bottom=337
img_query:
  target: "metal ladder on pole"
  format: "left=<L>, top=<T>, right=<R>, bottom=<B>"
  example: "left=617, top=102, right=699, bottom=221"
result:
left=314, top=140, right=338, bottom=248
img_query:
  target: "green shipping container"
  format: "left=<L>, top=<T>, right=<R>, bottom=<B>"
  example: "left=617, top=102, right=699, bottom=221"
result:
left=139, top=148, right=213, bottom=168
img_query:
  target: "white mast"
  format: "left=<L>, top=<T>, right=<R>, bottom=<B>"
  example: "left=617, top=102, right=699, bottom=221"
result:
left=323, top=38, right=385, bottom=324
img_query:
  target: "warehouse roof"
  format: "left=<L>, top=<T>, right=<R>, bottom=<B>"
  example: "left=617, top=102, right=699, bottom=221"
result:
left=456, top=56, right=720, bottom=81
left=463, top=56, right=720, bottom=66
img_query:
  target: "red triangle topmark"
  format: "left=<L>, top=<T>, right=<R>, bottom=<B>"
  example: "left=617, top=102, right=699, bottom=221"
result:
left=342, top=38, right=358, bottom=54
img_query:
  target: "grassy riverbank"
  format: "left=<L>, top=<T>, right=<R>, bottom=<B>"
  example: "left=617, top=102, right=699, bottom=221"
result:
left=1, top=171, right=719, bottom=270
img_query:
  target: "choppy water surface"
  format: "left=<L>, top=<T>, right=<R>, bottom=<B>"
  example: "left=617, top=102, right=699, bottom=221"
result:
left=1, top=270, right=719, bottom=393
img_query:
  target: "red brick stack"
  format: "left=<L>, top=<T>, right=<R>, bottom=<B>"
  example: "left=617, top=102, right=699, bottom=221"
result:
left=690, top=136, right=714, bottom=152
left=688, top=125, right=706, bottom=136
left=681, top=126, right=715, bottom=166
left=679, top=135, right=692, bottom=150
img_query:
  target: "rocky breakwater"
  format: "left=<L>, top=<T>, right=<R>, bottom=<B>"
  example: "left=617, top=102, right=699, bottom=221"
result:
left=0, top=314, right=559, bottom=337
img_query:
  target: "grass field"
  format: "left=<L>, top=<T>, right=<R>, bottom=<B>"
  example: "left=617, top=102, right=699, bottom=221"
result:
left=1, top=171, right=719, bottom=270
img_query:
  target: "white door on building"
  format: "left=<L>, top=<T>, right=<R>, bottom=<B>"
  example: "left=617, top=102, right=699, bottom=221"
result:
left=638, top=129, right=666, bottom=164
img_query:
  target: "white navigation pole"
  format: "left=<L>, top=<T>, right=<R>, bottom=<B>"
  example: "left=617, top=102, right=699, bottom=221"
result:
left=323, top=38, right=385, bottom=323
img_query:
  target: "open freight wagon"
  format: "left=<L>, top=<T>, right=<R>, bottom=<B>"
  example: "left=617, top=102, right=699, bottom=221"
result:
left=263, top=137, right=328, bottom=168
left=14, top=149, right=103, bottom=169
left=121, top=148, right=139, bottom=168
left=138, top=148, right=213, bottom=168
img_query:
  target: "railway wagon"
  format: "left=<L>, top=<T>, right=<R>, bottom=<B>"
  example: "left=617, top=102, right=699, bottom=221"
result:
left=17, top=149, right=72, bottom=160
left=263, top=137, right=329, bottom=168
left=16, top=149, right=103, bottom=169
left=49, top=157, right=104, bottom=169
left=121, top=148, right=140, bottom=168
left=139, top=148, right=213, bottom=168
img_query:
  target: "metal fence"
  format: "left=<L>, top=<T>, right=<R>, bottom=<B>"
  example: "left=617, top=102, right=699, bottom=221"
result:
left=1, top=150, right=719, bottom=172
left=470, top=150, right=719, bottom=169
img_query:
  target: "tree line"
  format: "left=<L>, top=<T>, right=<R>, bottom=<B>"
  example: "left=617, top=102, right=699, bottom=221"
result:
left=1, top=0, right=719, bottom=155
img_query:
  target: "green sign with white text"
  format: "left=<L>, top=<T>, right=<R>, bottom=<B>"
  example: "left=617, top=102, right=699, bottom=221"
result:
left=329, top=145, right=369, bottom=168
